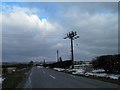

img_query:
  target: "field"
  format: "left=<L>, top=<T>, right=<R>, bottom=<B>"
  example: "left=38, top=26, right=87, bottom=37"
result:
left=2, top=67, right=31, bottom=89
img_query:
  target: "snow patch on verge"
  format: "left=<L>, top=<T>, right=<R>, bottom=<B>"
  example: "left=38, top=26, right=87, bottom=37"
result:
left=53, top=68, right=65, bottom=72
left=53, top=68, right=120, bottom=80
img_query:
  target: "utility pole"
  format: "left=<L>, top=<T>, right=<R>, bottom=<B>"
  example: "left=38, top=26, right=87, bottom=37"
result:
left=43, top=59, right=46, bottom=65
left=57, top=50, right=59, bottom=62
left=64, top=31, right=79, bottom=69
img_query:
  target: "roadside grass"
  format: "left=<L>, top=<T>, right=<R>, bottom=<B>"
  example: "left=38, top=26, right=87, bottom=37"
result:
left=2, top=67, right=31, bottom=89
left=66, top=72, right=119, bottom=85
left=53, top=68, right=120, bottom=85
left=75, top=74, right=120, bottom=85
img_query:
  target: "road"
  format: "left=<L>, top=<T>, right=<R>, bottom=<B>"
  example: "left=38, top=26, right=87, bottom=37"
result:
left=24, top=67, right=119, bottom=88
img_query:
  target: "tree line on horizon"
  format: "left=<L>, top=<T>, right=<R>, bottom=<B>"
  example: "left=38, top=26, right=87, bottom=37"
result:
left=2, top=54, right=120, bottom=74
left=43, top=54, right=120, bottom=74
left=91, top=54, right=120, bottom=74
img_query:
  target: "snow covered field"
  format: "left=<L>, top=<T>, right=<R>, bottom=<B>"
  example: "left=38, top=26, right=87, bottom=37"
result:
left=53, top=68, right=120, bottom=80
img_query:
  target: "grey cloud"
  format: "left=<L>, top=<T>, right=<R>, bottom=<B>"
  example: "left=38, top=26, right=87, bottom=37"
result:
left=2, top=2, right=118, bottom=62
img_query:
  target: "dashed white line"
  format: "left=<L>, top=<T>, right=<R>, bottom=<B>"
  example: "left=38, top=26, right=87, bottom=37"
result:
left=49, top=75, right=56, bottom=79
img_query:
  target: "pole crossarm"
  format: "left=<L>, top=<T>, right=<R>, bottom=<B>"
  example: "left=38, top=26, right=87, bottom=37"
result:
left=64, top=31, right=79, bottom=39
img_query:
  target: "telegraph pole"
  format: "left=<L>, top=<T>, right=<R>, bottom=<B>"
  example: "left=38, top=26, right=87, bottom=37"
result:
left=64, top=31, right=79, bottom=69
left=57, top=50, right=59, bottom=62
left=43, top=59, right=46, bottom=65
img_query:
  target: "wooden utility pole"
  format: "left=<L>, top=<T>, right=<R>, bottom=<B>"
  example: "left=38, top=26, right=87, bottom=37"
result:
left=43, top=59, right=46, bottom=65
left=57, top=50, right=59, bottom=62
left=64, top=31, right=79, bottom=69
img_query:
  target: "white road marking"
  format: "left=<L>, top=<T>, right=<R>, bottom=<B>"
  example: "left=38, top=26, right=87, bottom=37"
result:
left=49, top=75, right=56, bottom=79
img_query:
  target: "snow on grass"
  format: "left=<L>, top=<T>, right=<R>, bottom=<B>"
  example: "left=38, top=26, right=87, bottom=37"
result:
left=93, top=73, right=107, bottom=78
left=85, top=72, right=94, bottom=76
left=53, top=67, right=120, bottom=80
left=72, top=69, right=85, bottom=75
left=106, top=74, right=120, bottom=80
left=92, top=69, right=105, bottom=73
left=70, top=69, right=120, bottom=80
left=53, top=68, right=65, bottom=72
left=37, top=66, right=43, bottom=68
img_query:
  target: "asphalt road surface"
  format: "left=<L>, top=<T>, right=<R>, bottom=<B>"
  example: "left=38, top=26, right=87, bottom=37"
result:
left=24, top=67, right=119, bottom=88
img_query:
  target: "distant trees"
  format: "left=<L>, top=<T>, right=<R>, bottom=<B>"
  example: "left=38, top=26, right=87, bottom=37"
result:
left=91, top=54, right=120, bottom=74
left=2, top=61, right=34, bottom=70
left=28, top=61, right=34, bottom=66
left=44, top=60, right=72, bottom=68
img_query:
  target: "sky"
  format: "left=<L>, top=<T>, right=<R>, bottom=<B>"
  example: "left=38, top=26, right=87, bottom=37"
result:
left=1, top=2, right=118, bottom=62
left=1, top=0, right=120, bottom=2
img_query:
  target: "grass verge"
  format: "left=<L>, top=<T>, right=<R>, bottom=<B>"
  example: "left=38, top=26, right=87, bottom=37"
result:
left=2, top=67, right=32, bottom=89
left=55, top=69, right=120, bottom=85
